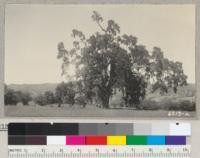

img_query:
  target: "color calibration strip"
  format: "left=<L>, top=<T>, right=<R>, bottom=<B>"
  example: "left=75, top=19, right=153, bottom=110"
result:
left=8, top=123, right=190, bottom=145
left=9, top=135, right=187, bottom=145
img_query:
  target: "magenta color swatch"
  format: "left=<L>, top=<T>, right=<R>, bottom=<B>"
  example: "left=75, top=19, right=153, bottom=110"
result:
left=66, top=136, right=85, bottom=145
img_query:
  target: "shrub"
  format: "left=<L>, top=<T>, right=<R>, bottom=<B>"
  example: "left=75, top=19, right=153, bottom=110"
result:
left=44, top=91, right=55, bottom=104
left=4, top=89, right=18, bottom=105
left=4, top=87, right=32, bottom=106
left=75, top=95, right=87, bottom=107
left=139, top=100, right=160, bottom=110
left=55, top=82, right=76, bottom=106
left=161, top=99, right=195, bottom=111
left=34, top=94, right=47, bottom=106
left=179, top=100, right=196, bottom=111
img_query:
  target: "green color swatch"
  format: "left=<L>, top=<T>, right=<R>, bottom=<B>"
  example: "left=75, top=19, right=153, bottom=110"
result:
left=126, top=136, right=147, bottom=145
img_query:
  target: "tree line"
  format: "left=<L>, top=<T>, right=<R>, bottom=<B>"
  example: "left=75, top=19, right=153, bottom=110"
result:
left=4, top=82, right=87, bottom=107
left=4, top=85, right=32, bottom=105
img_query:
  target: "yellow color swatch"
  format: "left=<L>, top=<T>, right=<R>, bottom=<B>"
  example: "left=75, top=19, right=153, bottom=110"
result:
left=107, top=136, right=126, bottom=145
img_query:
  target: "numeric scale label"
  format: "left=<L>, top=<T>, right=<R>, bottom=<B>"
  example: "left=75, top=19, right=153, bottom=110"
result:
left=8, top=145, right=190, bottom=158
left=0, top=123, right=8, bottom=131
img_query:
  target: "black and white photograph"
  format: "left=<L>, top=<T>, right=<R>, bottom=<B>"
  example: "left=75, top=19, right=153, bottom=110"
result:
left=4, top=4, right=196, bottom=117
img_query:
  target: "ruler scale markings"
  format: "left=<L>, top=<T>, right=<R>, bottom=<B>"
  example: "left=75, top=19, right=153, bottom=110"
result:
left=9, top=145, right=190, bottom=158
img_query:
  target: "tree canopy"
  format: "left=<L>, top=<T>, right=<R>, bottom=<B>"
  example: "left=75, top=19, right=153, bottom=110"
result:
left=55, top=82, right=76, bottom=107
left=57, top=11, right=187, bottom=108
left=4, top=85, right=32, bottom=105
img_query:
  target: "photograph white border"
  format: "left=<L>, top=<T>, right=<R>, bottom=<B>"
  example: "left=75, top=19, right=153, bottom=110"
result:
left=0, top=0, right=199, bottom=119
left=0, top=2, right=200, bottom=158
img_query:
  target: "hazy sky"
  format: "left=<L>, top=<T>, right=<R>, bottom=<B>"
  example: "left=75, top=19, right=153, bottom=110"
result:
left=5, top=4, right=195, bottom=84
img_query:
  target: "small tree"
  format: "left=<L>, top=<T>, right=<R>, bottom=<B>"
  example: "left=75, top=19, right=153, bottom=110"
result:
left=4, top=85, right=32, bottom=105
left=150, top=47, right=187, bottom=94
left=34, top=94, right=47, bottom=106
left=55, top=82, right=76, bottom=107
left=19, top=92, right=32, bottom=105
left=4, top=88, right=18, bottom=105
left=44, top=91, right=55, bottom=105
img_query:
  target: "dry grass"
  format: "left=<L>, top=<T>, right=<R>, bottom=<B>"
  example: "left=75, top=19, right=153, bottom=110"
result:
left=5, top=104, right=195, bottom=117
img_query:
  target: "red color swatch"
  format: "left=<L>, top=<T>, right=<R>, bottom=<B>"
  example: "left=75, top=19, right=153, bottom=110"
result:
left=86, top=136, right=107, bottom=145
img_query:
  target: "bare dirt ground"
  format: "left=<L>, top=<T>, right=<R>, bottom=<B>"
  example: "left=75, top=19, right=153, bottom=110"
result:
left=5, top=105, right=195, bottom=118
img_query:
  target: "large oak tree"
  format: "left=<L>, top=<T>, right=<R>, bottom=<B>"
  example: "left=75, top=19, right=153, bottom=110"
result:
left=57, top=11, right=187, bottom=108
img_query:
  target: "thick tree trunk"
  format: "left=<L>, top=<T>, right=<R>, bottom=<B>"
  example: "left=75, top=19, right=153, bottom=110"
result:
left=98, top=60, right=115, bottom=109
left=102, top=94, right=110, bottom=109
left=97, top=85, right=111, bottom=109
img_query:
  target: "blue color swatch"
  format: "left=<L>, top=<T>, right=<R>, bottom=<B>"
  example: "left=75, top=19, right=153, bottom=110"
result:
left=147, top=136, right=165, bottom=145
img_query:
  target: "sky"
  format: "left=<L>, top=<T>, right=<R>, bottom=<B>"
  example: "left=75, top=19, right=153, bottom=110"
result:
left=5, top=4, right=195, bottom=84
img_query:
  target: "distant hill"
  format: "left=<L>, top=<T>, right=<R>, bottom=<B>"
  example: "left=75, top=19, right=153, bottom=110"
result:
left=8, top=83, right=58, bottom=97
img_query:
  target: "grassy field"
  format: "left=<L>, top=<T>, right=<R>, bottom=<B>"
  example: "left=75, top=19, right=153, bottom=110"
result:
left=5, top=104, right=196, bottom=117
left=5, top=84, right=196, bottom=117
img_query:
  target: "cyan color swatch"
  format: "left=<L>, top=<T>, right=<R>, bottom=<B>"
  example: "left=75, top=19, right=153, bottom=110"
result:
left=147, top=136, right=165, bottom=145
